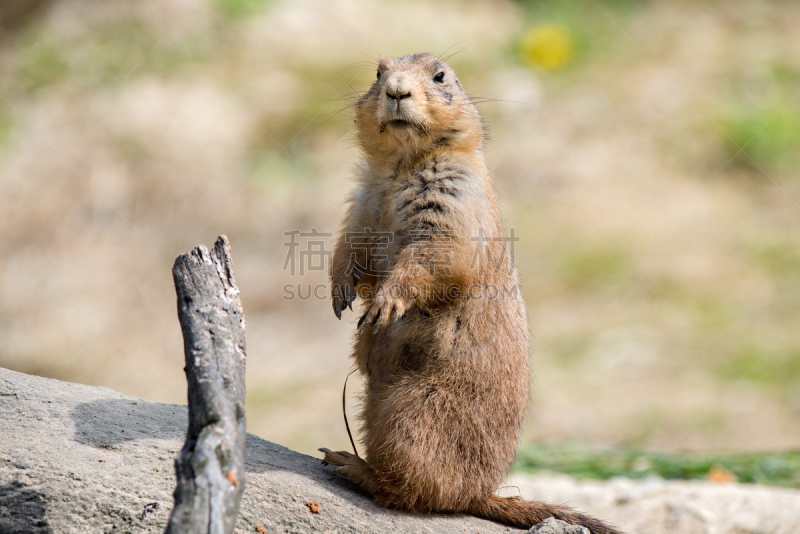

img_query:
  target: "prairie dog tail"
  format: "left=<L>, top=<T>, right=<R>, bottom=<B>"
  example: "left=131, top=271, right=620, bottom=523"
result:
left=470, top=495, right=623, bottom=534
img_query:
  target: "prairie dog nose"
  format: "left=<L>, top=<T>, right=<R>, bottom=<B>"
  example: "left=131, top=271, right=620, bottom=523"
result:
left=386, top=74, right=412, bottom=100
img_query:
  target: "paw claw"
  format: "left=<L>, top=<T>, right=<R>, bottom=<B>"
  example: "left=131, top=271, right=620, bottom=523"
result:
left=357, top=313, right=368, bottom=334
left=331, top=280, right=358, bottom=319
left=370, top=308, right=382, bottom=334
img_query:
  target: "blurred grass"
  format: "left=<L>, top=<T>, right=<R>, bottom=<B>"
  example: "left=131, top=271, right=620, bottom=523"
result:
left=556, top=244, right=631, bottom=291
left=721, top=100, right=800, bottom=174
left=717, top=346, right=800, bottom=390
left=215, top=0, right=274, bottom=19
left=515, top=443, right=800, bottom=488
left=16, top=27, right=69, bottom=92
left=746, top=240, right=800, bottom=279
left=718, top=63, right=800, bottom=175
left=15, top=21, right=216, bottom=93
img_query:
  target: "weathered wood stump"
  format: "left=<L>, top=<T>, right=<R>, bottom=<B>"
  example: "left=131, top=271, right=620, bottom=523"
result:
left=166, top=235, right=247, bottom=534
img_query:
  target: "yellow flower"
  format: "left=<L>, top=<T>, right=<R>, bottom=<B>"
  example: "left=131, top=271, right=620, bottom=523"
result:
left=521, top=24, right=573, bottom=70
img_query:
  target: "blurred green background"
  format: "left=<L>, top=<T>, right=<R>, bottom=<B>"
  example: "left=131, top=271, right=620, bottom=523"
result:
left=1, top=0, right=799, bottom=481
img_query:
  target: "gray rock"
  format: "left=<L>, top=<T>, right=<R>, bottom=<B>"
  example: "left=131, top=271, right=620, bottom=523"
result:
left=528, top=517, right=589, bottom=534
left=8, top=365, right=800, bottom=534
left=0, top=367, right=512, bottom=533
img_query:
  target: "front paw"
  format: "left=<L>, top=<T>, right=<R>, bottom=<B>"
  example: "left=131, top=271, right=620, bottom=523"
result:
left=331, top=272, right=359, bottom=319
left=357, top=285, right=409, bottom=335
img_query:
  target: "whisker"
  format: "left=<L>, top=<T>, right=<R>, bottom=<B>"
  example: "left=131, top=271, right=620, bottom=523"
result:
left=442, top=44, right=470, bottom=63
left=468, top=94, right=538, bottom=109
left=350, top=50, right=380, bottom=64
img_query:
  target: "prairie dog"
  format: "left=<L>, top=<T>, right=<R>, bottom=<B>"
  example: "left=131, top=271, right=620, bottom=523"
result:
left=320, top=53, right=621, bottom=534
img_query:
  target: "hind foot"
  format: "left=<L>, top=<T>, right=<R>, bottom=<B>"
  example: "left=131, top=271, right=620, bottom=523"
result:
left=319, top=447, right=377, bottom=494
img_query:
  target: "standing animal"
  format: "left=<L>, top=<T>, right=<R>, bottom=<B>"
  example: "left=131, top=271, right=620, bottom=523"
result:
left=320, top=53, right=621, bottom=534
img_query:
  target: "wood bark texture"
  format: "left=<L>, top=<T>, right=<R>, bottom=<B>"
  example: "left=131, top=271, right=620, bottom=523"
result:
left=166, top=235, right=247, bottom=534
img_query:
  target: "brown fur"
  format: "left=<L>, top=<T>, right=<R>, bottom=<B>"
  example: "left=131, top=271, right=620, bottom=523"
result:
left=320, top=53, right=622, bottom=534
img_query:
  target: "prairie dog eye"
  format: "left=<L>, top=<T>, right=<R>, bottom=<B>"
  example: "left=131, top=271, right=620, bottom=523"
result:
left=377, top=70, right=381, bottom=80
left=433, top=71, right=445, bottom=83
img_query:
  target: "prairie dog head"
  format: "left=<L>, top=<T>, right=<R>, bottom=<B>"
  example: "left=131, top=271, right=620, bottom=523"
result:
left=355, top=53, right=483, bottom=174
